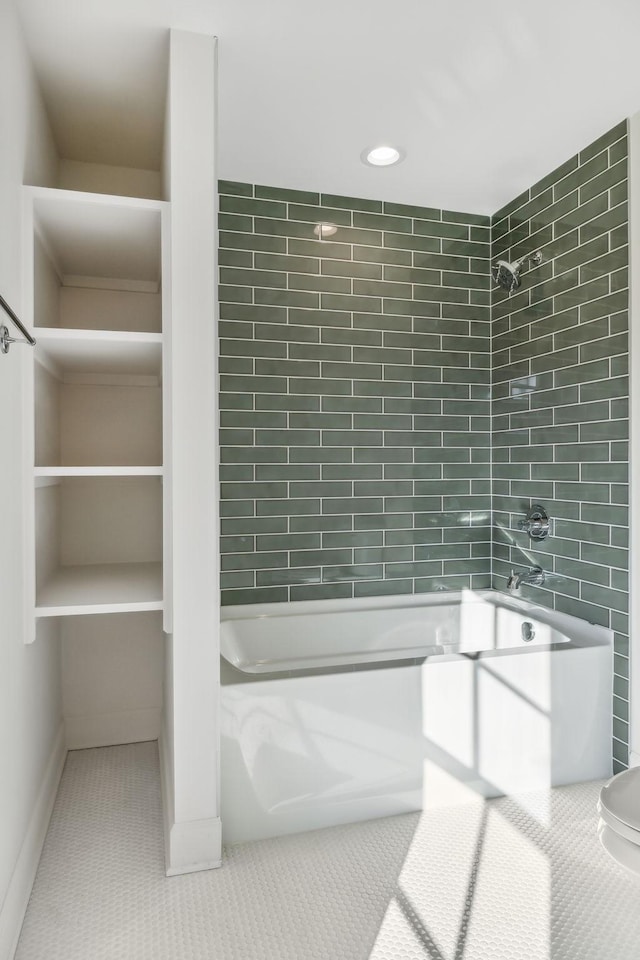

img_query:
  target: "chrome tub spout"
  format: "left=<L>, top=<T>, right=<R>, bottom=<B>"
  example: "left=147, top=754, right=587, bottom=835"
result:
left=506, top=565, right=545, bottom=591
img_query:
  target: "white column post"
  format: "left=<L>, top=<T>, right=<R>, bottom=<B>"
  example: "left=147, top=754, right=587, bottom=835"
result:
left=162, top=29, right=221, bottom=873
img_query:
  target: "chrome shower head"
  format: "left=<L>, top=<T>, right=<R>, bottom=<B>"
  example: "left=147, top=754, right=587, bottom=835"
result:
left=491, top=250, right=543, bottom=296
left=492, top=260, right=521, bottom=293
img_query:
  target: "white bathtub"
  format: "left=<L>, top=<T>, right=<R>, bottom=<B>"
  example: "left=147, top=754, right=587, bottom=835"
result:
left=220, top=589, right=613, bottom=844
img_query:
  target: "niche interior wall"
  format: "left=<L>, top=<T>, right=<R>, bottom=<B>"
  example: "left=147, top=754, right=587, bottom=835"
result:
left=218, top=184, right=492, bottom=604
left=491, top=120, right=629, bottom=772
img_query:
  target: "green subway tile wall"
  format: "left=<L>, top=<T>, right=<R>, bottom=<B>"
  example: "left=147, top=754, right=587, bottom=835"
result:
left=491, top=120, right=629, bottom=772
left=219, top=183, right=492, bottom=605
left=218, top=119, right=629, bottom=773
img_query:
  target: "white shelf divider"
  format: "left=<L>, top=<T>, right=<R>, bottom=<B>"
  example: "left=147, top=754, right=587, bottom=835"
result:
left=36, top=561, right=163, bottom=618
left=35, top=466, right=163, bottom=486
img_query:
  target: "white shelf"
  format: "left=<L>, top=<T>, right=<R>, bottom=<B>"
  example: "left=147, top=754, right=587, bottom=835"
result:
left=35, top=466, right=163, bottom=486
left=35, top=328, right=162, bottom=381
left=36, top=562, right=163, bottom=618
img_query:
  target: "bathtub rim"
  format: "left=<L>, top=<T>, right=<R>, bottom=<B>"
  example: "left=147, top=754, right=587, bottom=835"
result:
left=220, top=588, right=613, bottom=678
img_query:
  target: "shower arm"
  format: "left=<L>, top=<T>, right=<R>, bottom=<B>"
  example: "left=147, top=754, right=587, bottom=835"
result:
left=513, top=250, right=543, bottom=271
left=0, top=292, right=36, bottom=355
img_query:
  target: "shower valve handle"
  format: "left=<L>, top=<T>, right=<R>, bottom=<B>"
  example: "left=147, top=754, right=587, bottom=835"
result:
left=518, top=504, right=550, bottom=540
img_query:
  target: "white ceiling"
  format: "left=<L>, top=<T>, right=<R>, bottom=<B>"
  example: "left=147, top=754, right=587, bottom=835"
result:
left=16, top=0, right=640, bottom=214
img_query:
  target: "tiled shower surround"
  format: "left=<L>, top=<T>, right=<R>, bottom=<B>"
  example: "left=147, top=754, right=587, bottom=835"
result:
left=219, top=185, right=492, bottom=604
left=218, top=120, right=629, bottom=767
left=491, top=120, right=629, bottom=772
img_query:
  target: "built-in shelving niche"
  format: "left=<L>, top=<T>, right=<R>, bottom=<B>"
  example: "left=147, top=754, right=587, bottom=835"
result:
left=26, top=187, right=167, bottom=635
left=34, top=330, right=162, bottom=468
left=35, top=476, right=163, bottom=617
left=34, top=611, right=165, bottom=749
left=33, top=190, right=162, bottom=332
left=25, top=186, right=168, bottom=752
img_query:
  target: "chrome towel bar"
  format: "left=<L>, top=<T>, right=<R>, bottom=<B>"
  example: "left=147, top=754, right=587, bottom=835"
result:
left=0, top=292, right=36, bottom=354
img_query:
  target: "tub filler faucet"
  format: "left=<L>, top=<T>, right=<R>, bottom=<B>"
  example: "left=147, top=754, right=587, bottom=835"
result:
left=506, top=565, right=545, bottom=591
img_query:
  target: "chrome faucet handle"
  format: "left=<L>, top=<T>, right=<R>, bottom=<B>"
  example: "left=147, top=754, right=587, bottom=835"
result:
left=518, top=505, right=550, bottom=541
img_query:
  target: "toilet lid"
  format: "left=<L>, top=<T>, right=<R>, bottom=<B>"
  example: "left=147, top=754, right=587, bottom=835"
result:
left=599, top=820, right=640, bottom=877
left=599, top=767, right=640, bottom=831
left=598, top=802, right=640, bottom=846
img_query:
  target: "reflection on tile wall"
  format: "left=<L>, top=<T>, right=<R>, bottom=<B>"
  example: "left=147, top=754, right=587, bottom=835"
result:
left=491, top=120, right=629, bottom=771
left=218, top=183, right=491, bottom=605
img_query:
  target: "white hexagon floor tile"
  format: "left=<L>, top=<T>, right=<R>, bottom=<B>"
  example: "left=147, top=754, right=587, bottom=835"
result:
left=15, top=742, right=640, bottom=960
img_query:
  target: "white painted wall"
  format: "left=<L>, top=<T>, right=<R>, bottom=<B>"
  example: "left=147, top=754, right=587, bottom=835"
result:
left=58, top=160, right=162, bottom=200
left=62, top=613, right=163, bottom=749
left=17, top=0, right=640, bottom=215
left=0, top=4, right=65, bottom=958
left=161, top=29, right=220, bottom=875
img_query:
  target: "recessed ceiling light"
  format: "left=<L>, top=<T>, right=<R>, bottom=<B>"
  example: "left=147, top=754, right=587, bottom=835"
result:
left=314, top=222, right=338, bottom=238
left=362, top=145, right=404, bottom=167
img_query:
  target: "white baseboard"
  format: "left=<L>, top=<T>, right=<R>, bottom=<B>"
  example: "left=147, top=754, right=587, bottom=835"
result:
left=65, top=707, right=161, bottom=749
left=0, top=722, right=66, bottom=960
left=158, top=730, right=221, bottom=876
left=164, top=817, right=222, bottom=876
